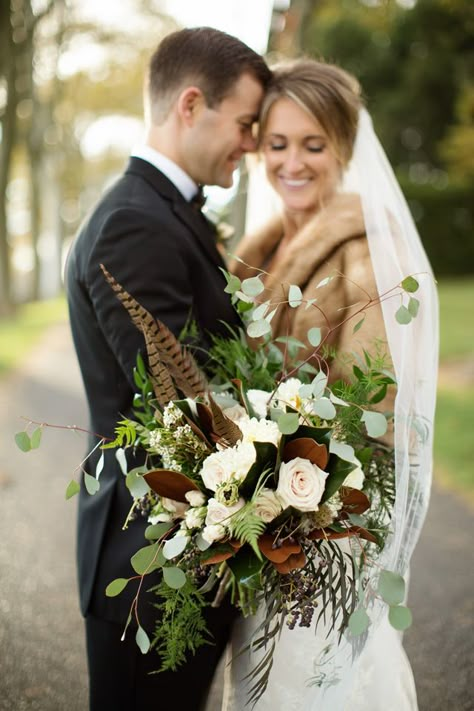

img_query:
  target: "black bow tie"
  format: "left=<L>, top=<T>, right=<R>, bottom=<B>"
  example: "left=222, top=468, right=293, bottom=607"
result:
left=190, top=185, right=206, bottom=210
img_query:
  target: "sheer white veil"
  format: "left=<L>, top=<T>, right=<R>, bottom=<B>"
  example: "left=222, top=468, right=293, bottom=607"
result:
left=224, top=108, right=438, bottom=710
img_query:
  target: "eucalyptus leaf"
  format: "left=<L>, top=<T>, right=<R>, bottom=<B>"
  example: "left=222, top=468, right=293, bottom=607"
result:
left=348, top=513, right=366, bottom=526
left=265, top=307, right=278, bottom=323
left=378, top=570, right=405, bottom=605
left=223, top=274, right=241, bottom=294
left=316, top=276, right=333, bottom=288
left=353, top=317, right=365, bottom=334
left=196, top=533, right=212, bottom=551
left=235, top=290, right=253, bottom=304
left=30, top=427, right=42, bottom=450
left=135, top=625, right=151, bottom=654
left=163, top=566, right=187, bottom=589
left=348, top=607, right=370, bottom=636
left=65, top=479, right=80, bottom=500
left=298, top=384, right=313, bottom=399
left=307, top=327, right=322, bottom=347
left=95, top=451, right=105, bottom=479
left=126, top=469, right=150, bottom=498
left=131, top=543, right=161, bottom=575
left=242, top=276, right=264, bottom=297
left=395, top=305, right=412, bottom=325
left=408, top=296, right=420, bottom=317
left=252, top=301, right=270, bottom=321
left=312, top=371, right=328, bottom=399
left=145, top=522, right=173, bottom=541
left=401, top=276, right=419, bottom=293
left=305, top=297, right=317, bottom=310
left=163, top=535, right=189, bottom=560
left=15, top=431, right=31, bottom=452
left=361, top=410, right=388, bottom=438
left=247, top=319, right=272, bottom=339
left=329, top=392, right=349, bottom=407
left=115, top=447, right=128, bottom=475
left=312, top=397, right=336, bottom=420
left=388, top=605, right=412, bottom=631
left=329, top=439, right=355, bottom=463
left=277, top=413, right=300, bottom=435
left=84, top=473, right=100, bottom=495
left=288, top=284, right=303, bottom=307
left=105, top=577, right=130, bottom=597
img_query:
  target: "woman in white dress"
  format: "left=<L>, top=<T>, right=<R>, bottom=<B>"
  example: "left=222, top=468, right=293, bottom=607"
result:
left=224, top=59, right=438, bottom=711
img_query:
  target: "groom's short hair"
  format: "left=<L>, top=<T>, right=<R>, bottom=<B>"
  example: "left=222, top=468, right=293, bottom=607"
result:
left=146, top=27, right=271, bottom=124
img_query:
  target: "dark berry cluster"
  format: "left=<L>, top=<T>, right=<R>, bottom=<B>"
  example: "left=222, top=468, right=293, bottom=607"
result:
left=280, top=569, right=318, bottom=630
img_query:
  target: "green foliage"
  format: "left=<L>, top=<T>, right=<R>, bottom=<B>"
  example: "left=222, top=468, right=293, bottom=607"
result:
left=377, top=570, right=405, bottom=605
left=65, top=479, right=80, bottom=500
left=228, top=503, right=266, bottom=558
left=102, top=419, right=138, bottom=449
left=15, top=431, right=31, bottom=452
left=105, top=577, right=130, bottom=597
left=150, top=579, right=211, bottom=672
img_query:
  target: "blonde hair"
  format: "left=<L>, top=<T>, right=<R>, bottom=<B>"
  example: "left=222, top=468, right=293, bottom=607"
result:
left=259, top=59, right=362, bottom=166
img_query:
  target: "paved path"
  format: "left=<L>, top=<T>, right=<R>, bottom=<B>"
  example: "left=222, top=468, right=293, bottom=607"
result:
left=0, top=322, right=472, bottom=710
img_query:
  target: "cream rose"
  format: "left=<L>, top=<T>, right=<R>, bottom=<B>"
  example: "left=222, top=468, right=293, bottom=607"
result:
left=161, top=497, right=189, bottom=519
left=277, top=457, right=328, bottom=512
left=254, top=488, right=282, bottom=523
left=184, top=490, right=207, bottom=507
left=185, top=506, right=206, bottom=529
left=200, top=442, right=256, bottom=491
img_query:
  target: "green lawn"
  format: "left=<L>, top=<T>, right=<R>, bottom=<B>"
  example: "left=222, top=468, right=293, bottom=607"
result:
left=435, top=277, right=474, bottom=498
left=0, top=296, right=68, bottom=378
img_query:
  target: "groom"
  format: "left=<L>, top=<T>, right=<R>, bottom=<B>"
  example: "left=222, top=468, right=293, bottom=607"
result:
left=66, top=27, right=271, bottom=711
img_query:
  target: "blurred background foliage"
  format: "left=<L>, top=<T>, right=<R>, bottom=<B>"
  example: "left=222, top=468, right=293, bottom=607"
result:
left=0, top=0, right=473, bottom=497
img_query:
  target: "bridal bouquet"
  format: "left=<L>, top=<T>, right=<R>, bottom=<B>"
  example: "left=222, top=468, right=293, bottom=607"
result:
left=16, top=263, right=421, bottom=705
left=97, top=265, right=417, bottom=703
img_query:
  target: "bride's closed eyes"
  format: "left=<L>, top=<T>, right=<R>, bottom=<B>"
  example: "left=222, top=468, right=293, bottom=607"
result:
left=264, top=136, right=327, bottom=153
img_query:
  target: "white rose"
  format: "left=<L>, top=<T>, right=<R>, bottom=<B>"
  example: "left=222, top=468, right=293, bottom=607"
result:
left=200, top=443, right=256, bottom=491
left=254, top=488, right=282, bottom=523
left=161, top=497, right=189, bottom=519
left=240, top=417, right=281, bottom=447
left=201, top=523, right=226, bottom=544
left=343, top=459, right=365, bottom=490
left=185, top=506, right=206, bottom=529
left=275, top=378, right=304, bottom=411
left=247, top=389, right=272, bottom=419
left=277, top=457, right=328, bottom=512
left=205, top=496, right=245, bottom=528
left=184, top=490, right=207, bottom=507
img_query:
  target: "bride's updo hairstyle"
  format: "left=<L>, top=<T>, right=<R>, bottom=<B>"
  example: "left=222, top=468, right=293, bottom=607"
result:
left=259, top=59, right=362, bottom=167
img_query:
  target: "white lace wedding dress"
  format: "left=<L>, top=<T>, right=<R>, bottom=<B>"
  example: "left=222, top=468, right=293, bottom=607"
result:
left=222, top=611, right=418, bottom=710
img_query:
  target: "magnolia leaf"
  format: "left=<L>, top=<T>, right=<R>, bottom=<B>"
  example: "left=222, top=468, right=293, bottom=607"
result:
left=95, top=451, right=105, bottom=479
left=282, top=437, right=329, bottom=469
left=388, top=605, right=412, bottom=631
left=252, top=301, right=270, bottom=321
left=145, top=522, right=173, bottom=541
left=30, top=427, right=42, bottom=450
left=401, top=276, right=419, bottom=293
left=163, top=566, right=187, bottom=589
left=408, top=296, right=420, bottom=317
left=329, top=391, right=349, bottom=407
left=144, top=469, right=199, bottom=502
left=247, top=319, right=272, bottom=339
left=115, top=447, right=128, bottom=475
left=277, top=413, right=300, bottom=435
left=312, top=371, right=328, bottom=399
left=163, top=536, right=189, bottom=560
left=288, top=284, right=303, bottom=307
left=307, top=327, right=322, bottom=347
left=353, top=317, right=365, bottom=334
left=378, top=570, right=405, bottom=605
left=329, top=439, right=355, bottom=463
left=135, top=625, right=151, bottom=654
left=126, top=468, right=150, bottom=499
left=131, top=543, right=162, bottom=575
left=395, top=305, right=412, bottom=325
left=84, top=473, right=100, bottom=495
left=65, top=480, right=80, bottom=500
left=15, top=431, right=31, bottom=452
left=223, top=274, right=241, bottom=294
left=312, top=397, right=336, bottom=420
left=105, top=577, right=130, bottom=597
left=348, top=607, right=370, bottom=636
left=361, top=410, right=388, bottom=438
left=241, top=276, right=264, bottom=297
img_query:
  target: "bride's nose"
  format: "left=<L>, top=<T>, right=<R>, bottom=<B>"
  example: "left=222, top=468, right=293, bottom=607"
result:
left=283, top=147, right=305, bottom=174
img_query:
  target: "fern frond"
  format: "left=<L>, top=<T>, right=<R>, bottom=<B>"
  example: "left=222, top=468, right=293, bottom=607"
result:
left=228, top=503, right=266, bottom=557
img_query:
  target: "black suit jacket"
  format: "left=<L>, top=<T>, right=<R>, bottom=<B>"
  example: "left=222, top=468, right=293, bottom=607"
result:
left=66, top=157, right=239, bottom=626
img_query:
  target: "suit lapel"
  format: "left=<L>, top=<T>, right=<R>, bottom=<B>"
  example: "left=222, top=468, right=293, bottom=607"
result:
left=126, top=157, right=225, bottom=270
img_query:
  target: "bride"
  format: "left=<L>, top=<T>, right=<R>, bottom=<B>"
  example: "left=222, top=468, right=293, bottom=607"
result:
left=223, top=59, right=438, bottom=710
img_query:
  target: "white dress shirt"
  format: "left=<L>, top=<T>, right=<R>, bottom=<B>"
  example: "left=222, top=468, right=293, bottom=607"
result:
left=130, top=144, right=198, bottom=202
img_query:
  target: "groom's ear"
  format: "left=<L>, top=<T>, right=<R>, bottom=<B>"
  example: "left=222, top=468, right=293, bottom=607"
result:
left=177, top=87, right=206, bottom=126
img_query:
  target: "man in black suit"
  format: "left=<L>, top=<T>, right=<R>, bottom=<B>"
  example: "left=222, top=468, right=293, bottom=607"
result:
left=66, top=27, right=271, bottom=710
